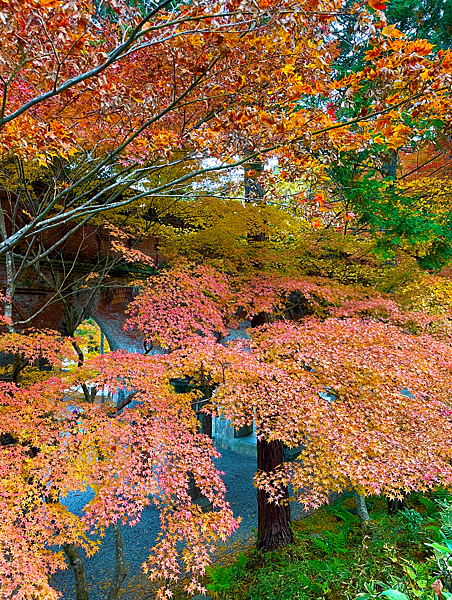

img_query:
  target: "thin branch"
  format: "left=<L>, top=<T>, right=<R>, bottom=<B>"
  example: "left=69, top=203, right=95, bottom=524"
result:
left=0, top=0, right=175, bottom=127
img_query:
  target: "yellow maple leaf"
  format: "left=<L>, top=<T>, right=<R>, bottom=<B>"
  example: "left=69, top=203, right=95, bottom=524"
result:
left=40, top=0, right=62, bottom=8
left=382, top=24, right=404, bottom=38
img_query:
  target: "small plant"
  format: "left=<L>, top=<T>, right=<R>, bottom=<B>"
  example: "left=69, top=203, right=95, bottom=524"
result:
left=400, top=509, right=425, bottom=533
left=206, top=552, right=248, bottom=598
left=245, top=557, right=319, bottom=600
left=310, top=528, right=348, bottom=556
left=424, top=499, right=452, bottom=592
left=356, top=578, right=392, bottom=600
left=417, top=496, right=438, bottom=515
left=327, top=505, right=360, bottom=528
left=378, top=497, right=452, bottom=600
left=436, top=497, right=452, bottom=540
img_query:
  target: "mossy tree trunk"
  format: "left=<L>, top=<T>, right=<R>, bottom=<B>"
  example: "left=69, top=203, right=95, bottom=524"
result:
left=354, top=490, right=370, bottom=528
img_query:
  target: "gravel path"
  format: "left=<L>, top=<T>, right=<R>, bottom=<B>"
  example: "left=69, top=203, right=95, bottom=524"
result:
left=51, top=448, right=309, bottom=599
left=51, top=450, right=252, bottom=599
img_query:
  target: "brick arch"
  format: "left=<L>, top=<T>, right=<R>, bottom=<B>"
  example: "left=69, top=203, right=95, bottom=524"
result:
left=0, top=215, right=157, bottom=338
left=91, top=303, right=143, bottom=354
left=0, top=286, right=145, bottom=375
left=3, top=283, right=144, bottom=352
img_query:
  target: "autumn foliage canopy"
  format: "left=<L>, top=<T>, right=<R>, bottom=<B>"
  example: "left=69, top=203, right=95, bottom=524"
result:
left=1, top=0, right=452, bottom=598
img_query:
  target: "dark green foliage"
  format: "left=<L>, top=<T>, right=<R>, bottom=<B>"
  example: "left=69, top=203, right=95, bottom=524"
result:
left=323, top=0, right=452, bottom=274
left=310, top=529, right=348, bottom=555
left=245, top=558, right=320, bottom=600
left=386, top=0, right=452, bottom=49
left=205, top=552, right=248, bottom=596
left=328, top=160, right=452, bottom=270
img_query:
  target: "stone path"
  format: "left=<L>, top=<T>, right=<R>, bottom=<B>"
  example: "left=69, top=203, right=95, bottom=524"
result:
left=51, top=450, right=247, bottom=598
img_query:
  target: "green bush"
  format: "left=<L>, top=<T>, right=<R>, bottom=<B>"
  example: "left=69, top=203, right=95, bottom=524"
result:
left=245, top=559, right=317, bottom=600
left=206, top=551, right=247, bottom=597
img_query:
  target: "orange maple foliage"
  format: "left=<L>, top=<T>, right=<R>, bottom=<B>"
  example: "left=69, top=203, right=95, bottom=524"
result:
left=2, top=0, right=452, bottom=595
left=0, top=335, right=237, bottom=599
left=1, top=0, right=452, bottom=258
left=3, top=257, right=452, bottom=596
left=127, top=263, right=452, bottom=509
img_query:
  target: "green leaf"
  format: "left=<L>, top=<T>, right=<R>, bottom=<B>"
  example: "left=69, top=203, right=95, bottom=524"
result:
left=426, top=542, right=451, bottom=554
left=417, top=581, right=427, bottom=589
left=380, top=590, right=410, bottom=600
left=440, top=533, right=452, bottom=552
left=404, top=566, right=416, bottom=579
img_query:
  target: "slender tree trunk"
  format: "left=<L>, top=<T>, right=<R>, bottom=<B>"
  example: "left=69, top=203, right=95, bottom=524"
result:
left=387, top=496, right=405, bottom=514
left=256, top=438, right=293, bottom=551
left=63, top=543, right=90, bottom=600
left=72, top=339, right=86, bottom=368
left=354, top=490, right=370, bottom=528
left=0, top=206, right=27, bottom=384
left=11, top=353, right=25, bottom=384
left=72, top=340, right=97, bottom=402
left=188, top=471, right=202, bottom=501
left=199, top=363, right=213, bottom=438
left=383, top=149, right=398, bottom=180
left=3, top=250, right=15, bottom=332
left=0, top=207, right=16, bottom=334
left=106, top=524, right=127, bottom=600
left=203, top=413, right=212, bottom=437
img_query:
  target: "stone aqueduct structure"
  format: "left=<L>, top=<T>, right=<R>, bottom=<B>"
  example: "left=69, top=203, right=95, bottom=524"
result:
left=3, top=221, right=153, bottom=353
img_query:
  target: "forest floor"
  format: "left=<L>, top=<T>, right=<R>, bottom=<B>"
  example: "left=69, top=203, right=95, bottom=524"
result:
left=177, top=490, right=451, bottom=600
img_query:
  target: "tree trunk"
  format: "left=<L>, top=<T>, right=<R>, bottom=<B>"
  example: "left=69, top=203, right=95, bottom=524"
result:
left=245, top=155, right=292, bottom=552
left=3, top=251, right=15, bottom=332
left=72, top=340, right=97, bottom=402
left=387, top=496, right=405, bottom=514
left=63, top=543, right=90, bottom=600
left=0, top=207, right=15, bottom=334
left=188, top=472, right=202, bottom=501
left=252, top=312, right=293, bottom=551
left=256, top=438, right=293, bottom=551
left=383, top=149, right=398, bottom=180
left=0, top=205, right=22, bottom=384
left=354, top=490, right=370, bottom=528
left=106, top=524, right=127, bottom=600
left=11, top=353, right=25, bottom=385
left=0, top=214, right=27, bottom=384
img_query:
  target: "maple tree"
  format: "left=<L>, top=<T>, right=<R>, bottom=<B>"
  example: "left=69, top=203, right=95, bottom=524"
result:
left=1, top=0, right=451, bottom=257
left=1, top=0, right=451, bottom=339
left=0, top=0, right=341, bottom=335
left=124, top=260, right=452, bottom=546
left=0, top=0, right=327, bottom=254
left=9, top=251, right=452, bottom=596
left=0, top=330, right=238, bottom=600
left=1, top=0, right=452, bottom=595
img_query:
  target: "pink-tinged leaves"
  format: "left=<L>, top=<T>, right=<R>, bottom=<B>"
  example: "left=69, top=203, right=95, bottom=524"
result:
left=0, top=340, right=237, bottom=598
